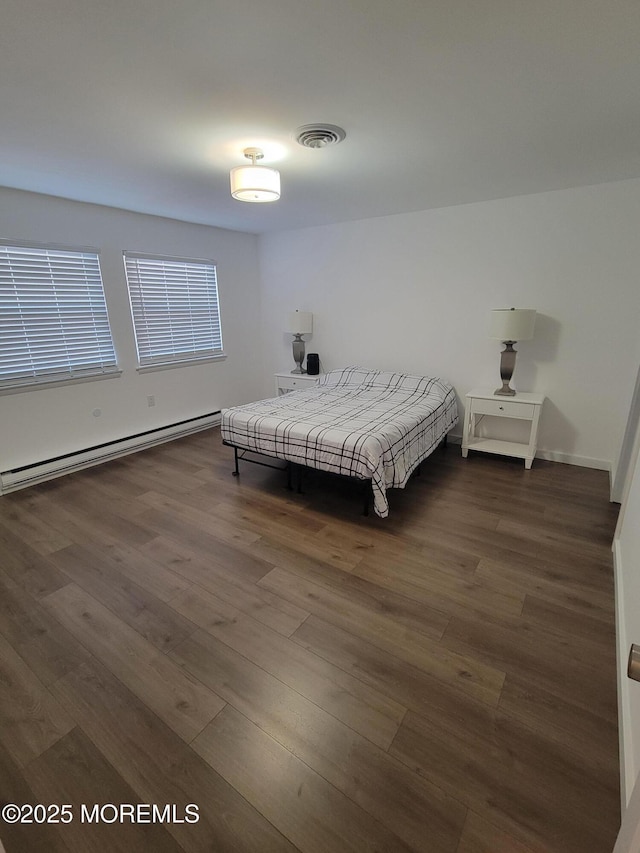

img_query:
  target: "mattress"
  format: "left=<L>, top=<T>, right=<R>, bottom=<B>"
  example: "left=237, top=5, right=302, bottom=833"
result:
left=220, top=366, right=458, bottom=517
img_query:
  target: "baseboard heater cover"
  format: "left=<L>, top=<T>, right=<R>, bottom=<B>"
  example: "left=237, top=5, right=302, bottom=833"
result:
left=0, top=412, right=221, bottom=494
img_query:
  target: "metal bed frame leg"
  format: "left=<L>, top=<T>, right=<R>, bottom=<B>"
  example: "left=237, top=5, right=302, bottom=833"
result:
left=363, top=483, right=371, bottom=517
left=232, top=446, right=239, bottom=476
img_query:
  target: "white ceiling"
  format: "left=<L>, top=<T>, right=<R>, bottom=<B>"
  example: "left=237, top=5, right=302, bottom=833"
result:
left=3, top=0, right=640, bottom=234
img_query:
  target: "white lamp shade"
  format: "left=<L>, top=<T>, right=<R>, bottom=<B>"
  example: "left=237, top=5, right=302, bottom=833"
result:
left=288, top=311, right=313, bottom=334
left=230, top=165, right=281, bottom=202
left=490, top=308, right=536, bottom=341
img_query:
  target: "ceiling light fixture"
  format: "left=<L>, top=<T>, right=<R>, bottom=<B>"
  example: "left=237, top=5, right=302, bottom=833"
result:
left=230, top=148, right=280, bottom=203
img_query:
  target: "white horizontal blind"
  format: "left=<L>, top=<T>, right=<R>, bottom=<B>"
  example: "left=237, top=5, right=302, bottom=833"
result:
left=124, top=252, right=223, bottom=368
left=0, top=242, right=118, bottom=390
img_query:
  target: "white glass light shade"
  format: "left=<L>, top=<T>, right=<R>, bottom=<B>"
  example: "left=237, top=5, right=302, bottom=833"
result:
left=230, top=165, right=281, bottom=202
left=490, top=308, right=536, bottom=341
left=287, top=311, right=313, bottom=334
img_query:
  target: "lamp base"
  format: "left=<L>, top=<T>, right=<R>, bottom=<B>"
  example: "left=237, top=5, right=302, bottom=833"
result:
left=291, top=334, right=306, bottom=374
left=494, top=341, right=517, bottom=396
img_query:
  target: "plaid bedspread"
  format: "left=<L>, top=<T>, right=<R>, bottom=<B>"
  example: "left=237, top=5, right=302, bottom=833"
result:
left=220, top=366, right=458, bottom=517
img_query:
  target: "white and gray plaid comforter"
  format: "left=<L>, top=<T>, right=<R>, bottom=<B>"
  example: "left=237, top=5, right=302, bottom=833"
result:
left=220, top=367, right=458, bottom=517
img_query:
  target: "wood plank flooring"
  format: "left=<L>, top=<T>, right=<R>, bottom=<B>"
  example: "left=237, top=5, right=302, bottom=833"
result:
left=0, top=428, right=621, bottom=853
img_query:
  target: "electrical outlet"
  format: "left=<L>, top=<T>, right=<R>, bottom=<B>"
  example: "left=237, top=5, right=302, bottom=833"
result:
left=147, top=395, right=155, bottom=407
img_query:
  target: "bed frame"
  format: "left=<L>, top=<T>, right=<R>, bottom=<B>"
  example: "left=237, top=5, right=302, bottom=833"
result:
left=220, top=368, right=458, bottom=518
left=223, top=440, right=373, bottom=515
left=222, top=434, right=448, bottom=516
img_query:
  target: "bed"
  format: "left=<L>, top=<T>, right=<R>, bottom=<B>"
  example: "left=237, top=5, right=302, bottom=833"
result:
left=220, top=366, right=458, bottom=518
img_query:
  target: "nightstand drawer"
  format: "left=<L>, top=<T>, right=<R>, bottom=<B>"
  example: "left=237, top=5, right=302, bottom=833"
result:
left=274, top=373, right=321, bottom=394
left=472, top=398, right=535, bottom=419
left=279, top=376, right=314, bottom=391
left=278, top=376, right=298, bottom=391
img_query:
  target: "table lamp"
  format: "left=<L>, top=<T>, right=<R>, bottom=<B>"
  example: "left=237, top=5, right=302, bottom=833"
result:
left=489, top=308, right=536, bottom=396
left=288, top=310, right=313, bottom=374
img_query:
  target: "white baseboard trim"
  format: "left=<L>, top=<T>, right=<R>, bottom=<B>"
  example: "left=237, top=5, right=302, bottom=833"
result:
left=448, top=432, right=611, bottom=474
left=536, top=448, right=611, bottom=471
left=0, top=412, right=221, bottom=495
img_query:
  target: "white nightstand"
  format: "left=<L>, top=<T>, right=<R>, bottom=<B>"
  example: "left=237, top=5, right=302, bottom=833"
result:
left=274, top=372, right=321, bottom=395
left=461, top=388, right=545, bottom=469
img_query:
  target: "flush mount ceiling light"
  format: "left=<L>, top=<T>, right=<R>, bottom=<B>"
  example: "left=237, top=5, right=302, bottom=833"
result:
left=230, top=147, right=280, bottom=203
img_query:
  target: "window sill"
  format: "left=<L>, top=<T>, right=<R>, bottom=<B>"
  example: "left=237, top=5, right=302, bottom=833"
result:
left=0, top=370, right=123, bottom=397
left=136, top=353, right=227, bottom=374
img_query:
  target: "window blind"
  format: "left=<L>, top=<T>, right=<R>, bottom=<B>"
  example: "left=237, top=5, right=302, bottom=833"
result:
left=0, top=242, right=118, bottom=390
left=124, top=252, right=224, bottom=368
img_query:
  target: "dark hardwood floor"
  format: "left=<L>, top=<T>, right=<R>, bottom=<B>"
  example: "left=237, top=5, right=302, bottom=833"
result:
left=0, top=428, right=621, bottom=852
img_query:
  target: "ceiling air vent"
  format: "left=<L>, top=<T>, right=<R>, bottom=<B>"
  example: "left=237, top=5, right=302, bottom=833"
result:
left=295, top=124, right=346, bottom=148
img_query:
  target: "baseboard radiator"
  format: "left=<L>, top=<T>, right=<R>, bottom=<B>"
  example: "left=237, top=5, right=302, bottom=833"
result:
left=0, top=411, right=221, bottom=494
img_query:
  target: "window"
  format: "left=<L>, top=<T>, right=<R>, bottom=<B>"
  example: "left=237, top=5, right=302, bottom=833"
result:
left=123, top=252, right=224, bottom=369
left=0, top=241, right=118, bottom=391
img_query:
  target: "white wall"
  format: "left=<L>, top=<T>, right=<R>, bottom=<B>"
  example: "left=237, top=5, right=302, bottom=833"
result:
left=0, top=188, right=262, bottom=472
left=3, top=179, right=640, bottom=480
left=258, top=178, right=640, bottom=477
